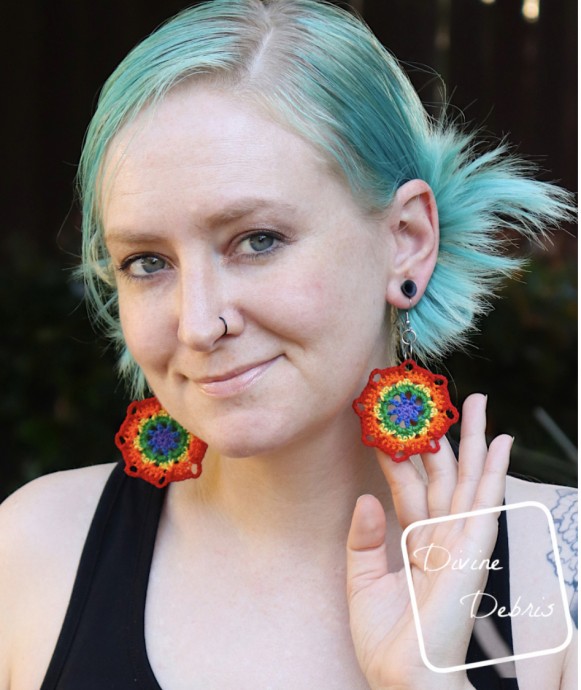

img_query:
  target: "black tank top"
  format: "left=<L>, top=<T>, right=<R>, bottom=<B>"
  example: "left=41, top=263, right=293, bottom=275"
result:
left=40, top=462, right=519, bottom=689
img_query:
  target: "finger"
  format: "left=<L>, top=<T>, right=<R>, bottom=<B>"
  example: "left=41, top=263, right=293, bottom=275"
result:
left=346, top=494, right=388, bottom=600
left=376, top=449, right=429, bottom=528
left=421, top=434, right=458, bottom=518
left=470, top=433, right=512, bottom=512
left=463, top=434, right=512, bottom=549
left=450, top=393, right=489, bottom=514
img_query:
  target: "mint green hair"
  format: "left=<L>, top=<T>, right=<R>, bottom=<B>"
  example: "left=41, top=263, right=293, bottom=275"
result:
left=78, top=0, right=573, bottom=397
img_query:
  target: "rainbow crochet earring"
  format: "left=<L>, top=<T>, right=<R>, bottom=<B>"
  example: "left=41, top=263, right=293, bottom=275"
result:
left=352, top=281, right=459, bottom=462
left=115, top=398, right=207, bottom=487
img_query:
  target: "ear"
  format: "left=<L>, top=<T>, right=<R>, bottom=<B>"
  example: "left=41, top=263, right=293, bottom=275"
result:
left=384, top=179, right=439, bottom=309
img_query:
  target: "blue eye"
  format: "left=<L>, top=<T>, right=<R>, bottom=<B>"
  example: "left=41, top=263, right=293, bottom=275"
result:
left=134, top=256, right=166, bottom=274
left=120, top=255, right=168, bottom=278
left=248, top=234, right=275, bottom=252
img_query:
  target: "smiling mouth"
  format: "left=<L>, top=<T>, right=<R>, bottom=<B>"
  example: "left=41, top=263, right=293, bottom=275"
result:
left=196, top=357, right=279, bottom=397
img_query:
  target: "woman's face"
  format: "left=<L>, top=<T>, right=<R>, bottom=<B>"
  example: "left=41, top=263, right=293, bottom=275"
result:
left=103, top=86, right=399, bottom=458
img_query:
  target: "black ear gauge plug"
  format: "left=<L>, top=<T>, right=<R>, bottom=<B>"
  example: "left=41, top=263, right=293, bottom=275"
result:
left=400, top=280, right=417, bottom=299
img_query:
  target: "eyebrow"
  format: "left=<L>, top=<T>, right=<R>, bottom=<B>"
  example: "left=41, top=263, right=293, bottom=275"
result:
left=204, top=198, right=297, bottom=228
left=105, top=197, right=297, bottom=245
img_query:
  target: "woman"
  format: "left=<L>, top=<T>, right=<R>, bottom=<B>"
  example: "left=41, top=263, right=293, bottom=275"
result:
left=0, top=1, right=576, bottom=688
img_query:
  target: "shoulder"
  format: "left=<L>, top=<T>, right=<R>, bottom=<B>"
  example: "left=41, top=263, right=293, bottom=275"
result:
left=0, top=462, right=117, bottom=584
left=504, top=477, right=577, bottom=688
left=506, top=477, right=578, bottom=590
left=0, top=464, right=116, bottom=690
left=506, top=475, right=577, bottom=610
left=0, top=462, right=117, bottom=549
left=506, top=473, right=577, bottom=511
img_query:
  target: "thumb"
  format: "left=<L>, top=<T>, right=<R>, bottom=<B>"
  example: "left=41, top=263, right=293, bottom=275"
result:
left=346, top=494, right=389, bottom=600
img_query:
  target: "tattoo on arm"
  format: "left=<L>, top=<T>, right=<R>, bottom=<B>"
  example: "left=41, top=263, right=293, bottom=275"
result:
left=547, top=488, right=578, bottom=628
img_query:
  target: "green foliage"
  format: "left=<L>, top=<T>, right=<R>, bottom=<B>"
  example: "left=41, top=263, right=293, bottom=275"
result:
left=445, top=248, right=577, bottom=487
left=2, top=235, right=126, bottom=501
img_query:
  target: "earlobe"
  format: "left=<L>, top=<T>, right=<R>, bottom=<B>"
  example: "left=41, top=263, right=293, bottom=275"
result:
left=385, top=179, right=439, bottom=309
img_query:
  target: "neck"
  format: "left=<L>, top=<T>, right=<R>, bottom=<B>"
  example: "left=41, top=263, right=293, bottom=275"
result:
left=170, top=409, right=394, bottom=553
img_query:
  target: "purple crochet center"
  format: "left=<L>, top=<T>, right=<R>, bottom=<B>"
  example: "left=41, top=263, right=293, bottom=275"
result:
left=388, top=393, right=423, bottom=427
left=146, top=422, right=181, bottom=456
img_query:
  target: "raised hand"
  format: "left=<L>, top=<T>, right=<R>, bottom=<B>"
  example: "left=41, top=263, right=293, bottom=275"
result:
left=346, top=393, right=513, bottom=690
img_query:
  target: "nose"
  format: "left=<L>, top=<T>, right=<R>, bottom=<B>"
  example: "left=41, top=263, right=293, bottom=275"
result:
left=176, top=262, right=231, bottom=352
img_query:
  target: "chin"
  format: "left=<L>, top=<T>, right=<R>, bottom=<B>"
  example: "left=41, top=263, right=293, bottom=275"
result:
left=207, top=432, right=285, bottom=460
left=202, top=415, right=302, bottom=460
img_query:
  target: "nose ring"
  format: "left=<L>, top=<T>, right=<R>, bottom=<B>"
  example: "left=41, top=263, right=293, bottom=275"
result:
left=219, top=316, right=228, bottom=337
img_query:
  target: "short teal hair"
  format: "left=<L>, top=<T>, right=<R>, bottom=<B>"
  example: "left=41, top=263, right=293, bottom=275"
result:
left=79, top=0, right=573, bottom=397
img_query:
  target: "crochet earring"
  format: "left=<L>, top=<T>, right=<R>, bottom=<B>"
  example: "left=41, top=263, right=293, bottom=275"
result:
left=115, top=398, right=207, bottom=487
left=352, top=280, right=459, bottom=462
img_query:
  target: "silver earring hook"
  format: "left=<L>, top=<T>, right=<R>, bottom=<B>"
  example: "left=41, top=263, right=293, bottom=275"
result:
left=400, top=308, right=416, bottom=361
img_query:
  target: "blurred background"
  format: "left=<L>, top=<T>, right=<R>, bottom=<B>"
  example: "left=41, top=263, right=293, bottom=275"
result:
left=2, top=0, right=577, bottom=500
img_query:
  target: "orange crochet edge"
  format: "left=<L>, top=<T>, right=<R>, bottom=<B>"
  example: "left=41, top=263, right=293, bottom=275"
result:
left=352, top=359, right=459, bottom=462
left=115, top=397, right=207, bottom=487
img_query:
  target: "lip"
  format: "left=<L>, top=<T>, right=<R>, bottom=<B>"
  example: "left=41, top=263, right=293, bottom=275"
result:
left=196, top=357, right=279, bottom=397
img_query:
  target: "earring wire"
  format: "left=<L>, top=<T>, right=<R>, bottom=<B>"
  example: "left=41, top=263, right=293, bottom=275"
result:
left=400, top=307, right=417, bottom=360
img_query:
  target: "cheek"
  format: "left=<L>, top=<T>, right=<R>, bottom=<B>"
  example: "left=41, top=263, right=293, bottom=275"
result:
left=118, top=295, right=175, bottom=370
left=255, top=271, right=330, bottom=340
left=258, top=258, right=382, bottom=348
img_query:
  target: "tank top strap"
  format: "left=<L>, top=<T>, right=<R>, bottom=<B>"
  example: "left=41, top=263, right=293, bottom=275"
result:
left=40, top=462, right=165, bottom=690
